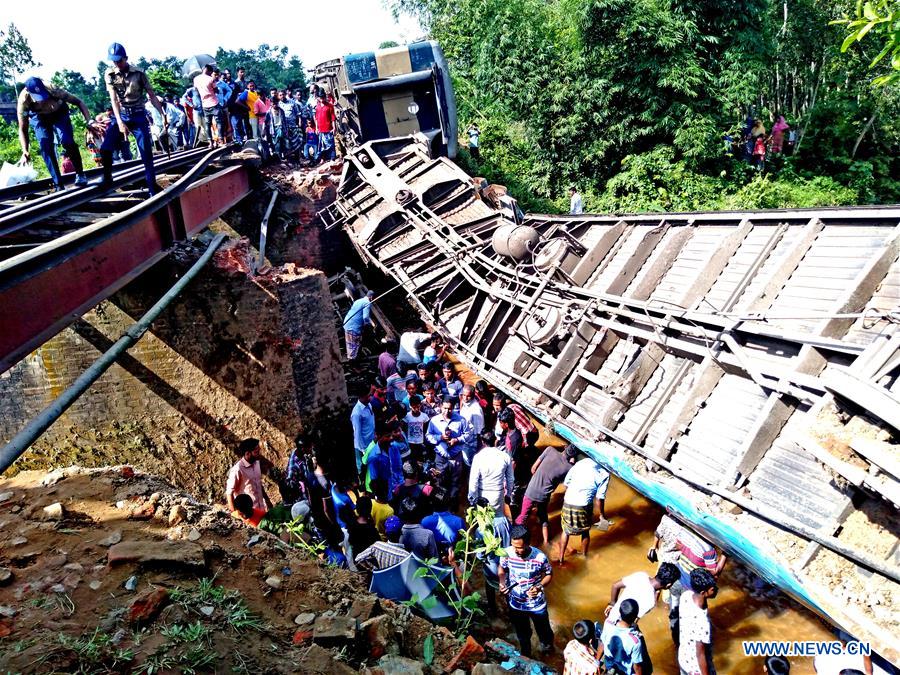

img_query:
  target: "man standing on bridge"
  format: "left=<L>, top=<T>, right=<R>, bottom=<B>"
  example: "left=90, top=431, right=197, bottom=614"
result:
left=100, top=43, right=168, bottom=195
left=17, top=77, right=99, bottom=191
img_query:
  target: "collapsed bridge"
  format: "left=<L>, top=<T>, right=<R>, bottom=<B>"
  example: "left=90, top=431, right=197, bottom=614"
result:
left=321, top=136, right=900, bottom=663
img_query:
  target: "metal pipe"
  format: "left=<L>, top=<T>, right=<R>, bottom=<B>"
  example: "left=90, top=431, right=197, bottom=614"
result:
left=0, top=233, right=228, bottom=474
left=256, top=190, right=278, bottom=273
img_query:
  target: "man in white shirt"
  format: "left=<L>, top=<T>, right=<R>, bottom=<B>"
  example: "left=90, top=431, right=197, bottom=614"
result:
left=468, top=431, right=514, bottom=513
left=678, top=569, right=718, bottom=675
left=557, top=454, right=610, bottom=564
left=569, top=186, right=584, bottom=215
left=459, top=385, right=485, bottom=465
left=397, top=330, right=432, bottom=365
left=605, top=562, right=679, bottom=625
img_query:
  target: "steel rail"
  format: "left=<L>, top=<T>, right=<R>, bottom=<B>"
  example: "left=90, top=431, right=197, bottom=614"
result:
left=0, top=143, right=235, bottom=285
left=0, top=233, right=228, bottom=474
left=0, top=155, right=148, bottom=202
left=0, top=146, right=220, bottom=238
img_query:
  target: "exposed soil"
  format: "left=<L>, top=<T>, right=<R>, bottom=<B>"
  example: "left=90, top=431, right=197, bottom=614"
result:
left=0, top=467, right=467, bottom=674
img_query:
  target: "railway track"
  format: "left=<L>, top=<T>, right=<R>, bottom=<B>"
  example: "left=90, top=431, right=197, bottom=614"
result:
left=323, top=136, right=900, bottom=663
left=0, top=146, right=223, bottom=254
left=0, top=143, right=252, bottom=373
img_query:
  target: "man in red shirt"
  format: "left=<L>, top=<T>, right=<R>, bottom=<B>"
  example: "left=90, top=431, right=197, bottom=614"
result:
left=314, top=92, right=337, bottom=161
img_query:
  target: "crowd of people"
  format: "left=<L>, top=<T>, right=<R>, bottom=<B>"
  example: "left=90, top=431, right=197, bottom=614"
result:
left=223, top=303, right=746, bottom=674
left=724, top=112, right=795, bottom=171
left=15, top=41, right=337, bottom=196
left=185, top=63, right=337, bottom=163
left=222, top=301, right=880, bottom=675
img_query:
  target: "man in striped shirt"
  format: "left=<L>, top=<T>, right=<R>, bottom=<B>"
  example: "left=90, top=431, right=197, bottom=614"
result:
left=354, top=515, right=409, bottom=572
left=650, top=512, right=727, bottom=645
left=498, top=524, right=554, bottom=657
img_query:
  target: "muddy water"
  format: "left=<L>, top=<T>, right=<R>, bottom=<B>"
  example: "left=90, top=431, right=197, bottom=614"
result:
left=539, top=477, right=834, bottom=674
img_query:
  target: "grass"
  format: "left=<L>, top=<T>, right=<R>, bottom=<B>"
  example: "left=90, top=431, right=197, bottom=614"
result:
left=57, top=628, right=134, bottom=674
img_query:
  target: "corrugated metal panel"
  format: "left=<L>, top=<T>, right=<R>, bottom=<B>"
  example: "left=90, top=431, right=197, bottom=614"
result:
left=642, top=361, right=697, bottom=452
left=585, top=227, right=645, bottom=293
left=844, top=253, right=900, bottom=345
left=748, top=415, right=851, bottom=530
left=767, top=226, right=893, bottom=333
left=731, top=225, right=804, bottom=311
left=670, top=374, right=769, bottom=485
left=650, top=226, right=734, bottom=308
left=618, top=353, right=686, bottom=443
left=623, top=227, right=684, bottom=298
left=704, top=225, right=779, bottom=312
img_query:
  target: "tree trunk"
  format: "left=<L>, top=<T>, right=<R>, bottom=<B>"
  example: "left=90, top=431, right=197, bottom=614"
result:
left=851, top=112, right=877, bottom=159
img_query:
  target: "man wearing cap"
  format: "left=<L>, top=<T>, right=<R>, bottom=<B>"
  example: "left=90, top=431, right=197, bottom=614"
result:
left=354, top=515, right=410, bottom=572
left=101, top=42, right=167, bottom=195
left=17, top=76, right=98, bottom=190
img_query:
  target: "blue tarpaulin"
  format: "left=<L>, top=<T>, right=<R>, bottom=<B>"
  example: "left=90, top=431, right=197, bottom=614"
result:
left=369, top=554, right=459, bottom=621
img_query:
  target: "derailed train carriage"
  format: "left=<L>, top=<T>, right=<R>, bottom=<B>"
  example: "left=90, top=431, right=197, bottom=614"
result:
left=320, top=134, right=900, bottom=668
left=312, top=41, right=458, bottom=159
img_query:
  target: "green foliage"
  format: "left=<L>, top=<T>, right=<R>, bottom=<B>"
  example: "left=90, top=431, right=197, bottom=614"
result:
left=214, top=45, right=306, bottom=93
left=831, top=0, right=900, bottom=86
left=394, top=0, right=900, bottom=212
left=423, top=634, right=435, bottom=665
left=0, top=23, right=38, bottom=84
left=57, top=629, right=134, bottom=674
left=379, top=41, right=401, bottom=49
left=146, top=66, right=182, bottom=98
left=408, top=504, right=506, bottom=638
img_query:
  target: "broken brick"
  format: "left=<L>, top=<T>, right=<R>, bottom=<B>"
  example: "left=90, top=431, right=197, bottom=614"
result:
left=128, top=589, right=169, bottom=627
left=292, top=629, right=314, bottom=645
left=444, top=635, right=485, bottom=673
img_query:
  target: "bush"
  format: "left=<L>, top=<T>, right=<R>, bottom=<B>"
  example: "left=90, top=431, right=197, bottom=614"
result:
left=722, top=174, right=858, bottom=210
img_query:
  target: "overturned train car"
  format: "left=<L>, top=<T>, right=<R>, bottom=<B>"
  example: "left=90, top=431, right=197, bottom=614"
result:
left=313, top=41, right=457, bottom=159
left=320, top=135, right=900, bottom=666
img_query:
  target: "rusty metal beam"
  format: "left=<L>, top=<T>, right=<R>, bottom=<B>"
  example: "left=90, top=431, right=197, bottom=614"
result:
left=0, top=165, right=250, bottom=374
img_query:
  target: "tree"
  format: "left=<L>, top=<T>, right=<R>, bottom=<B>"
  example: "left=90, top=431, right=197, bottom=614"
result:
left=50, top=70, right=107, bottom=114
left=214, top=45, right=306, bottom=92
left=832, top=0, right=900, bottom=86
left=379, top=40, right=401, bottom=49
left=146, top=66, right=181, bottom=98
left=0, top=23, right=39, bottom=85
left=391, top=0, right=900, bottom=209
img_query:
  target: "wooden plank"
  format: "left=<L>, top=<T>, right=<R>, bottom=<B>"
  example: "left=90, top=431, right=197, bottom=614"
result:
left=607, top=223, right=669, bottom=295
left=628, top=227, right=695, bottom=300
left=730, top=393, right=795, bottom=486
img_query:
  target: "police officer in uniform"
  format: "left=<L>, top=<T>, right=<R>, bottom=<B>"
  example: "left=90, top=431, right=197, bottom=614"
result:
left=100, top=43, right=168, bottom=195
left=17, top=77, right=99, bottom=191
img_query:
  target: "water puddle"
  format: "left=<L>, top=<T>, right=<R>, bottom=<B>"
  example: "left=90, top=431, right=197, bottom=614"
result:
left=540, top=477, right=833, bottom=674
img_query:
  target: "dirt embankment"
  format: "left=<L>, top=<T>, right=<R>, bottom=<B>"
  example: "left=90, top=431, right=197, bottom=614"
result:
left=0, top=467, right=476, bottom=674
